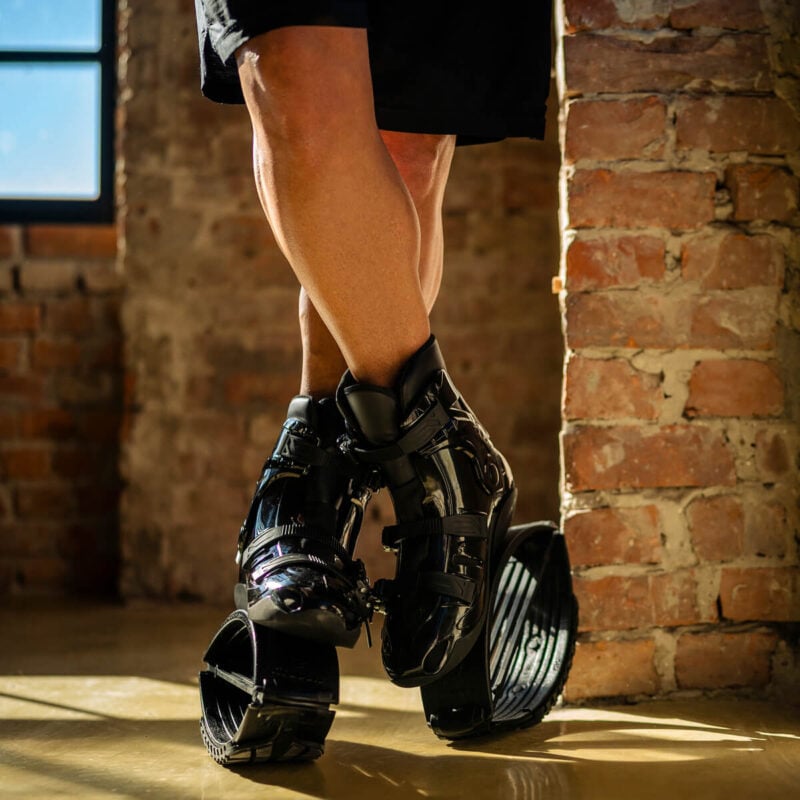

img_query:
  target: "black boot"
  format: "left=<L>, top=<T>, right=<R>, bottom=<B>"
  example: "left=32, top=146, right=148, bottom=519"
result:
left=336, top=335, right=516, bottom=687
left=234, top=395, right=372, bottom=648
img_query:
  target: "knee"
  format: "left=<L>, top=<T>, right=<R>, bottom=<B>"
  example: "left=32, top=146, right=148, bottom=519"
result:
left=380, top=132, right=456, bottom=200
left=236, top=27, right=373, bottom=156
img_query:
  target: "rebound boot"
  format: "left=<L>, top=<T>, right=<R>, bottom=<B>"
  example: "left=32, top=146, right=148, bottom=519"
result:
left=336, top=335, right=516, bottom=687
left=234, top=395, right=372, bottom=648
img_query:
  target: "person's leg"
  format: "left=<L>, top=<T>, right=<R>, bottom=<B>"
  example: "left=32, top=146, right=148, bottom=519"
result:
left=236, top=25, right=429, bottom=388
left=379, top=131, right=456, bottom=312
left=299, top=131, right=456, bottom=397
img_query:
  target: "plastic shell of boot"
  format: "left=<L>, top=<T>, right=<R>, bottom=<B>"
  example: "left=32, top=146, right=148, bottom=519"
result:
left=420, top=521, right=578, bottom=740
left=199, top=610, right=339, bottom=764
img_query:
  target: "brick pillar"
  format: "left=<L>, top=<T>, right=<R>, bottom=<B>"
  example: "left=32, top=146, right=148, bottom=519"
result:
left=556, top=0, right=800, bottom=700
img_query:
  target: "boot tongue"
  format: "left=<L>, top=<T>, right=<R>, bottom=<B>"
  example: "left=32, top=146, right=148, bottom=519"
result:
left=340, top=383, right=399, bottom=444
left=286, top=395, right=344, bottom=446
left=287, top=395, right=317, bottom=427
left=394, top=335, right=445, bottom=410
left=337, top=336, right=446, bottom=445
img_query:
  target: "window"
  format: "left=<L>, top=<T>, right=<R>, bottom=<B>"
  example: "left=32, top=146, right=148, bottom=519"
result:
left=0, top=0, right=115, bottom=223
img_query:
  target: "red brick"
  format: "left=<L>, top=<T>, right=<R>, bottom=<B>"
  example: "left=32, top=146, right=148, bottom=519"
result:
left=19, top=409, right=77, bottom=439
left=566, top=292, right=679, bottom=349
left=565, top=356, right=663, bottom=420
left=754, top=428, right=792, bottom=478
left=0, top=446, right=51, bottom=480
left=564, top=506, right=662, bottom=567
left=563, top=0, right=765, bottom=33
left=564, top=34, right=771, bottom=95
left=31, top=339, right=82, bottom=370
left=43, top=298, right=93, bottom=335
left=687, top=493, right=789, bottom=562
left=727, top=165, right=799, bottom=222
left=687, top=495, right=744, bottom=562
left=566, top=235, right=665, bottom=290
left=574, top=574, right=652, bottom=631
left=677, top=97, right=800, bottom=155
left=744, top=503, right=788, bottom=560
left=651, top=570, right=705, bottom=626
left=0, top=339, right=24, bottom=370
left=575, top=571, right=703, bottom=631
left=15, top=484, right=77, bottom=519
left=689, top=291, right=778, bottom=350
left=564, top=639, right=658, bottom=700
left=720, top=567, right=798, bottom=621
left=566, top=290, right=778, bottom=351
left=676, top=631, right=778, bottom=689
left=0, top=303, right=41, bottom=334
left=670, top=0, right=766, bottom=30
left=25, top=225, right=117, bottom=259
left=569, top=170, right=716, bottom=230
left=686, top=360, right=783, bottom=418
left=563, top=0, right=641, bottom=32
left=0, top=226, right=15, bottom=258
left=0, top=374, right=46, bottom=405
left=566, top=98, right=667, bottom=162
left=681, top=231, right=784, bottom=289
left=563, top=424, right=736, bottom=491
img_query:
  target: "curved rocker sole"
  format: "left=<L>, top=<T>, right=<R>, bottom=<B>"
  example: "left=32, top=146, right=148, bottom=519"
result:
left=420, top=521, right=578, bottom=740
left=199, top=610, right=339, bottom=765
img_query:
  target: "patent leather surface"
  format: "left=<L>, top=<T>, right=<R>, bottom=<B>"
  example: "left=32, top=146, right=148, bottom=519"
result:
left=236, top=396, right=371, bottom=648
left=338, top=336, right=516, bottom=687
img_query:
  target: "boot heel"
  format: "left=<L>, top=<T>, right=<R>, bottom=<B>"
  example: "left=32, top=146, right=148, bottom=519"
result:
left=199, top=610, right=338, bottom=764
left=421, top=521, right=578, bottom=740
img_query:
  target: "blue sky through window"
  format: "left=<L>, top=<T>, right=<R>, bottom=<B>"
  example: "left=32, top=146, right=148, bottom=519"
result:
left=0, top=0, right=101, bottom=51
left=0, top=0, right=103, bottom=201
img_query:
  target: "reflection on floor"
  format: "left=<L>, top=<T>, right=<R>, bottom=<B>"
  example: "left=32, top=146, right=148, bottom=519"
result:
left=1, top=602, right=798, bottom=799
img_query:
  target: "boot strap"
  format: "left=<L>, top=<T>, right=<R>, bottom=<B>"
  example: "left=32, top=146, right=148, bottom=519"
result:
left=420, top=572, right=477, bottom=605
left=377, top=571, right=477, bottom=606
left=382, top=513, right=487, bottom=550
left=271, top=428, right=333, bottom=469
left=239, top=523, right=350, bottom=568
left=250, top=552, right=359, bottom=586
left=352, top=399, right=452, bottom=463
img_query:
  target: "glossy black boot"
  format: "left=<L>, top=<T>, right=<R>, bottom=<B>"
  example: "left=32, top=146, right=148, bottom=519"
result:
left=234, top=395, right=372, bottom=648
left=336, top=335, right=517, bottom=687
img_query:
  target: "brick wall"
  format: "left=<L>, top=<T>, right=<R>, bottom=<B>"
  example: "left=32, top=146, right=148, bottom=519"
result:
left=0, top=224, right=123, bottom=594
left=557, top=0, right=800, bottom=701
left=117, top=0, right=562, bottom=600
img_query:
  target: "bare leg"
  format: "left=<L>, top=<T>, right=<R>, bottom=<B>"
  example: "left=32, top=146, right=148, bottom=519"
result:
left=299, top=132, right=456, bottom=396
left=379, top=131, right=456, bottom=313
left=298, top=287, right=347, bottom=398
left=237, top=26, right=429, bottom=387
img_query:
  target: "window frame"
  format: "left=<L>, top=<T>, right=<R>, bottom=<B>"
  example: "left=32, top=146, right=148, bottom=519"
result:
left=0, top=0, right=116, bottom=224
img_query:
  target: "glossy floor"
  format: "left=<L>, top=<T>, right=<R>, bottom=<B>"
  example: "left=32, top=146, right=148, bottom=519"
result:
left=1, top=602, right=798, bottom=799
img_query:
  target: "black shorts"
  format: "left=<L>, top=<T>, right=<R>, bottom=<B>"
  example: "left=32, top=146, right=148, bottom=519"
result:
left=194, top=1, right=552, bottom=145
